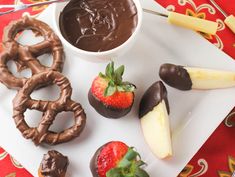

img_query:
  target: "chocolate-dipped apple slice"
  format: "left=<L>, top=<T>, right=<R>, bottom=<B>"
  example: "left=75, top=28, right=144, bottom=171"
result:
left=139, top=81, right=173, bottom=159
left=90, top=141, right=149, bottom=177
left=159, top=63, right=235, bottom=90
left=88, top=62, right=135, bottom=118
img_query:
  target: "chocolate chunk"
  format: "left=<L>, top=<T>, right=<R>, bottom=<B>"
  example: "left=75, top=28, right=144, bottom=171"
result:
left=40, top=150, right=69, bottom=177
left=159, top=63, right=192, bottom=90
left=139, top=81, right=169, bottom=118
left=59, top=0, right=138, bottom=52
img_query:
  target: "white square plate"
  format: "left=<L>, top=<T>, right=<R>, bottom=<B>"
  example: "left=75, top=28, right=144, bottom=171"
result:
left=1, top=1, right=235, bottom=176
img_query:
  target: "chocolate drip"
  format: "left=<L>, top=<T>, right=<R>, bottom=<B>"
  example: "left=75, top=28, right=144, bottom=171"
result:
left=159, top=63, right=192, bottom=90
left=59, top=0, right=138, bottom=52
left=40, top=150, right=69, bottom=177
left=139, top=81, right=169, bottom=118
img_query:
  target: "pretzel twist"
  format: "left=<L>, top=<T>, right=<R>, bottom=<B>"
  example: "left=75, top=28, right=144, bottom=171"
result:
left=1, top=16, right=86, bottom=146
left=0, top=16, right=64, bottom=89
left=13, top=71, right=86, bottom=145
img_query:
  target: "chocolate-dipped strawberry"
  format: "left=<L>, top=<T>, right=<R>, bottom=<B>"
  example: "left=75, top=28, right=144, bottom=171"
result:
left=38, top=150, right=69, bottom=177
left=139, top=81, right=173, bottom=159
left=159, top=63, right=235, bottom=90
left=90, top=141, right=149, bottom=177
left=88, top=62, right=135, bottom=118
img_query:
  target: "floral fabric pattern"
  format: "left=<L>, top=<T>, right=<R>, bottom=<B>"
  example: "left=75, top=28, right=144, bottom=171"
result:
left=0, top=0, right=235, bottom=176
left=0, top=147, right=32, bottom=176
left=177, top=109, right=235, bottom=177
left=157, top=0, right=235, bottom=59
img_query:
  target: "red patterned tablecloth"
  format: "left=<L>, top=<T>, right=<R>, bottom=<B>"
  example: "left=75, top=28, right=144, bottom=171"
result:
left=0, top=0, right=235, bottom=176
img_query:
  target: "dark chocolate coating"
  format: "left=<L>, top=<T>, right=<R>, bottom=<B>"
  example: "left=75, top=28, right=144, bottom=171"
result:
left=139, top=81, right=169, bottom=118
left=88, top=89, right=133, bottom=119
left=40, top=150, right=69, bottom=177
left=59, top=0, right=138, bottom=52
left=159, top=63, right=192, bottom=90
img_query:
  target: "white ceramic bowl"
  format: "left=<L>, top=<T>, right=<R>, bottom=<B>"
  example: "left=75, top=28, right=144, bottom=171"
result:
left=52, top=0, right=142, bottom=62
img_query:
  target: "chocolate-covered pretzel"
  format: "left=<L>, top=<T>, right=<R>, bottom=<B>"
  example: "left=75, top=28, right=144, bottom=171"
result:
left=13, top=71, right=86, bottom=145
left=0, top=16, right=64, bottom=89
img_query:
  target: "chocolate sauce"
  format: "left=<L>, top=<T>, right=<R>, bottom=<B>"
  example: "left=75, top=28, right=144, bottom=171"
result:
left=159, top=63, right=192, bottom=90
left=59, top=0, right=138, bottom=52
left=139, top=81, right=169, bottom=118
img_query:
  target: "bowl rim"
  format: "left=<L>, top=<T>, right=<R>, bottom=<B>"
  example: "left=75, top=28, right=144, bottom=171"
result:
left=52, top=0, right=143, bottom=56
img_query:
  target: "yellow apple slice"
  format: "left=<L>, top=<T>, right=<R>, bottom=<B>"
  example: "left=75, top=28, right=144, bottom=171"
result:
left=185, top=67, right=235, bottom=89
left=139, top=81, right=172, bottom=159
left=141, top=100, right=172, bottom=159
left=225, top=15, right=235, bottom=34
left=159, top=63, right=235, bottom=90
left=168, top=12, right=218, bottom=35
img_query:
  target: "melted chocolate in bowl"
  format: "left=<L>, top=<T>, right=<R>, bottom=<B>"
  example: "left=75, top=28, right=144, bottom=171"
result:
left=59, top=0, right=138, bottom=52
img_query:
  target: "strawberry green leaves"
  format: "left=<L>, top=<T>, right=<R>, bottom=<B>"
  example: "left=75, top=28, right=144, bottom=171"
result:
left=115, top=65, right=125, bottom=84
left=118, top=82, right=136, bottom=92
left=106, top=148, right=149, bottom=177
left=105, top=62, right=115, bottom=79
left=105, top=81, right=117, bottom=96
left=99, top=61, right=136, bottom=96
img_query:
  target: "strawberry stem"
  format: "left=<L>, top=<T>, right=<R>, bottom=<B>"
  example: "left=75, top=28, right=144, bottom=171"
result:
left=99, top=61, right=136, bottom=97
left=106, top=148, right=149, bottom=177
